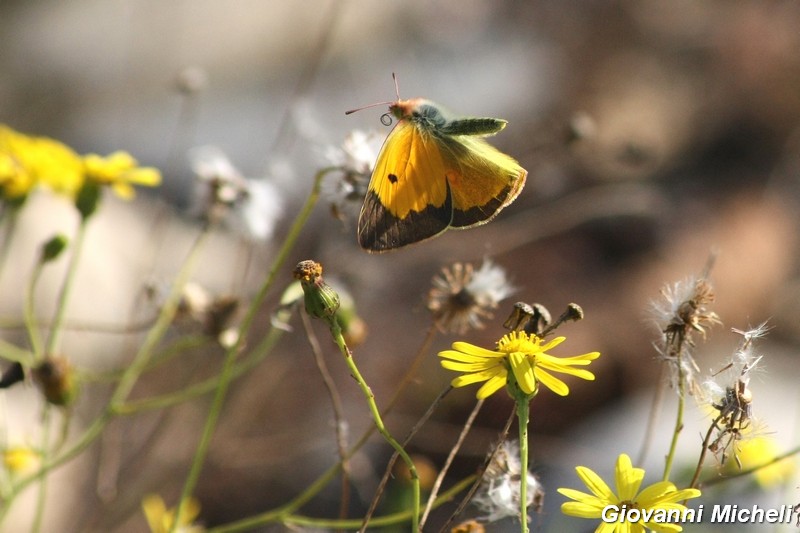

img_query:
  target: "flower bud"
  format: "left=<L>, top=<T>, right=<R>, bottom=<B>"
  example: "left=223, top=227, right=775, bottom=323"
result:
left=33, top=356, right=78, bottom=406
left=293, top=260, right=340, bottom=323
left=41, top=234, right=69, bottom=263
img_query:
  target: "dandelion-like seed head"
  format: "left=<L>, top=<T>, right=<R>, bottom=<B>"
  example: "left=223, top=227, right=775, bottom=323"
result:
left=428, top=259, right=514, bottom=334
left=654, top=277, right=720, bottom=348
left=702, top=324, right=769, bottom=467
left=651, top=276, right=721, bottom=395
left=473, top=440, right=544, bottom=523
left=322, top=130, right=381, bottom=220
left=188, top=145, right=283, bottom=240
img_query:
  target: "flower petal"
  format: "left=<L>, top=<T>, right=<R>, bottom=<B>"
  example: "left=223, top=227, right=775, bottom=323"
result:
left=615, top=454, right=644, bottom=501
left=476, top=374, right=507, bottom=399
left=534, top=368, right=570, bottom=396
left=574, top=465, right=616, bottom=502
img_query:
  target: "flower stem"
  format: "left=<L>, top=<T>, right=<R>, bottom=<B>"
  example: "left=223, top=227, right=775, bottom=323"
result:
left=663, top=360, right=686, bottom=481
left=329, top=320, right=420, bottom=532
left=516, top=398, right=530, bottom=533
left=45, top=219, right=88, bottom=357
left=171, top=169, right=328, bottom=531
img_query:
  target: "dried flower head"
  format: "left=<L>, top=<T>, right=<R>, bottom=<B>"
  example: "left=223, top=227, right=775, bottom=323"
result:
left=189, top=145, right=283, bottom=240
left=428, top=259, right=515, bottom=334
left=321, top=130, right=381, bottom=221
left=473, top=440, right=544, bottom=523
left=702, top=323, right=769, bottom=468
left=651, top=276, right=721, bottom=394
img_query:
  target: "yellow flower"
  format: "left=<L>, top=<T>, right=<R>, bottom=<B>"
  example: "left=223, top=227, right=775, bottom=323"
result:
left=2, top=446, right=41, bottom=476
left=728, top=436, right=795, bottom=488
left=0, top=125, right=84, bottom=199
left=83, top=151, right=161, bottom=199
left=438, top=331, right=600, bottom=399
left=558, top=453, right=701, bottom=533
left=142, top=494, right=203, bottom=533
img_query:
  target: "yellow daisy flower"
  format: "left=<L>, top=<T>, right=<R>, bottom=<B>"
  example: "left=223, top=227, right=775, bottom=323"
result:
left=438, top=330, right=600, bottom=399
left=83, top=150, right=161, bottom=199
left=142, top=494, right=203, bottom=533
left=558, top=453, right=701, bottom=532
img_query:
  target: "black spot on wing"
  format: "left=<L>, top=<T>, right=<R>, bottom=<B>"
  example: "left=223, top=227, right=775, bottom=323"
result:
left=388, top=173, right=398, bottom=184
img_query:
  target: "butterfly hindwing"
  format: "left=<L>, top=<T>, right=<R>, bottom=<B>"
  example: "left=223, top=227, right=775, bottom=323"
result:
left=439, top=133, right=527, bottom=228
left=357, top=120, right=452, bottom=251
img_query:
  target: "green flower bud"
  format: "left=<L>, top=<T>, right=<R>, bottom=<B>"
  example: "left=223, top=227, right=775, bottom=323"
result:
left=41, top=234, right=69, bottom=263
left=293, top=260, right=340, bottom=324
left=75, top=181, right=101, bottom=220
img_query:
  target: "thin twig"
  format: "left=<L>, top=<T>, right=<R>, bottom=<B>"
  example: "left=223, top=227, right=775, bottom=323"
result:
left=300, top=310, right=351, bottom=527
left=419, top=398, right=484, bottom=529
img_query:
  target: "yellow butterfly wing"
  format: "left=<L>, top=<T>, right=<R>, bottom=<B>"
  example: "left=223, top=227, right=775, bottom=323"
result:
left=439, top=134, right=527, bottom=228
left=357, top=120, right=453, bottom=251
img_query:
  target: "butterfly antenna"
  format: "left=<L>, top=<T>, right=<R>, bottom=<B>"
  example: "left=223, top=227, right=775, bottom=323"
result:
left=344, top=100, right=395, bottom=115
left=345, top=73, right=402, bottom=115
left=392, top=72, right=401, bottom=100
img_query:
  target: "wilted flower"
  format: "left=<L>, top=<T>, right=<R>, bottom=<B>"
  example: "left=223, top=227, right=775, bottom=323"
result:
left=473, top=440, right=543, bottom=523
left=558, top=453, right=701, bottom=532
left=439, top=331, right=600, bottom=400
left=428, top=259, right=515, bottom=334
left=189, top=145, right=283, bottom=240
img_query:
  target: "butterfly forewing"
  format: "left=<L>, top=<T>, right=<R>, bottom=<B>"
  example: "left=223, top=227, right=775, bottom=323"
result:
left=357, top=120, right=452, bottom=251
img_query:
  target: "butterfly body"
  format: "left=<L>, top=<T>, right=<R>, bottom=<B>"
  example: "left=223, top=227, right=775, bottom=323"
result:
left=357, top=98, right=527, bottom=252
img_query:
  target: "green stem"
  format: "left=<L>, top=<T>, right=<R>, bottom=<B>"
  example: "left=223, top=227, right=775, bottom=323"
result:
left=662, top=361, right=686, bottom=482
left=329, top=321, right=420, bottom=532
left=329, top=319, right=420, bottom=533
left=24, top=262, right=46, bottom=360
left=0, top=224, right=211, bottom=527
left=45, top=219, right=88, bottom=357
left=207, top=473, right=475, bottom=533
left=30, top=406, right=52, bottom=533
left=516, top=398, right=530, bottom=533
left=171, top=168, right=328, bottom=530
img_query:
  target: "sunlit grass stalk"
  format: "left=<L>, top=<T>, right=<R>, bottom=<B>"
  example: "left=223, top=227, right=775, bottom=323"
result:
left=30, top=406, right=52, bottom=533
left=44, top=219, right=88, bottom=357
left=0, top=209, right=18, bottom=287
left=24, top=261, right=46, bottom=360
left=419, top=397, right=482, bottom=529
left=663, top=356, right=686, bottom=482
left=171, top=168, right=329, bottom=530
left=0, top=223, right=211, bottom=527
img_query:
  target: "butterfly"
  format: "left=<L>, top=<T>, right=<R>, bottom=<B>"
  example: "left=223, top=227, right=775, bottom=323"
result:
left=350, top=94, right=528, bottom=252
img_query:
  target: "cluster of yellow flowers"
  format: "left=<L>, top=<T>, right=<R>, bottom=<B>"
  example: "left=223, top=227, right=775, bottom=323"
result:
left=0, top=124, right=160, bottom=204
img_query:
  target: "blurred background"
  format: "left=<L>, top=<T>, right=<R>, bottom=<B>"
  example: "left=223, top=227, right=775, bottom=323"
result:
left=1, top=0, right=800, bottom=531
